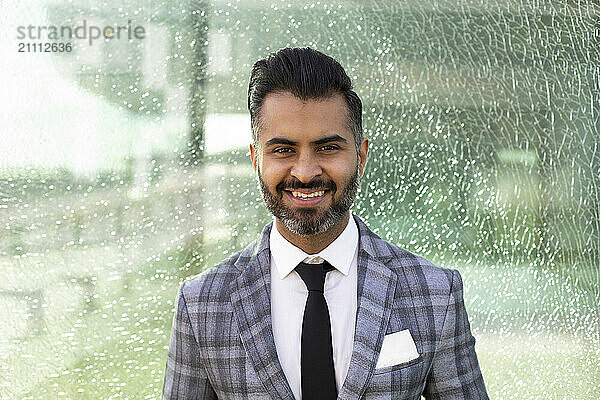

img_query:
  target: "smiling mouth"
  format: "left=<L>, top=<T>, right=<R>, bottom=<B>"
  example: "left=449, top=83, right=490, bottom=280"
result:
left=282, top=188, right=331, bottom=204
left=288, top=190, right=326, bottom=199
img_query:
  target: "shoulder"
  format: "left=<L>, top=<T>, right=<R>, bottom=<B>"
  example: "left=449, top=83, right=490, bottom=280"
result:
left=380, top=240, right=460, bottom=293
left=178, top=222, right=272, bottom=305
left=180, top=246, right=250, bottom=305
left=180, top=252, right=241, bottom=301
left=354, top=214, right=460, bottom=294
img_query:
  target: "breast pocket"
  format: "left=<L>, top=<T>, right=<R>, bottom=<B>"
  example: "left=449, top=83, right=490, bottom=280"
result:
left=373, top=354, right=424, bottom=375
left=364, top=355, right=428, bottom=400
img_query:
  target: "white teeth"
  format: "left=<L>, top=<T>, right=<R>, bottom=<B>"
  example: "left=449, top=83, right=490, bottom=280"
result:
left=291, top=190, right=325, bottom=199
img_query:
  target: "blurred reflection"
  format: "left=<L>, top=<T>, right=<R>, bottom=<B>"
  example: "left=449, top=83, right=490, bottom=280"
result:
left=1, top=0, right=598, bottom=398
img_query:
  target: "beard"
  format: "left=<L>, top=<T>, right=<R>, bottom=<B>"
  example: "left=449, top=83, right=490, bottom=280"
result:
left=257, top=160, right=360, bottom=236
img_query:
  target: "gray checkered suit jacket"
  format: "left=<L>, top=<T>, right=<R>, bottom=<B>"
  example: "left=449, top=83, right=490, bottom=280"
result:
left=163, top=215, right=489, bottom=399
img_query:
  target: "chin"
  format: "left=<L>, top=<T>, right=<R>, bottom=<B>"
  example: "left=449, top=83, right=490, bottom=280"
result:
left=281, top=210, right=345, bottom=236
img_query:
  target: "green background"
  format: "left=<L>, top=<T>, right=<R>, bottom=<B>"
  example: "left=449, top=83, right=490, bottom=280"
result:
left=1, top=0, right=598, bottom=398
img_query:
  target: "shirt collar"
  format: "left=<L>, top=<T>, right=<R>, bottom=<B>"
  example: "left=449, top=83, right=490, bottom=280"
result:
left=269, top=214, right=358, bottom=279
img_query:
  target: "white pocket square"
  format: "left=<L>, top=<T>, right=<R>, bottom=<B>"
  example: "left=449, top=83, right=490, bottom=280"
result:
left=376, top=329, right=420, bottom=369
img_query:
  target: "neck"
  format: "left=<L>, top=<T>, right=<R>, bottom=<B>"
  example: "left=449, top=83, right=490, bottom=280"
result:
left=275, top=212, right=350, bottom=254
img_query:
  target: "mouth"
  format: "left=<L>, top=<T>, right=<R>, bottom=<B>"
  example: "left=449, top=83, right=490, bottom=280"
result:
left=284, top=189, right=329, bottom=206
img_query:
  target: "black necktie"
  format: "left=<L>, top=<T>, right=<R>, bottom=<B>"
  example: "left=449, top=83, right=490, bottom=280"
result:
left=295, top=261, right=337, bottom=400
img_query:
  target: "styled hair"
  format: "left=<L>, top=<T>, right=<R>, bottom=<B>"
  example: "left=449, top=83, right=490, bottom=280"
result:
left=247, top=47, right=362, bottom=149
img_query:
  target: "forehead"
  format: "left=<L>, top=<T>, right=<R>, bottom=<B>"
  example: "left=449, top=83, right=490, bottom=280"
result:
left=257, top=92, right=352, bottom=144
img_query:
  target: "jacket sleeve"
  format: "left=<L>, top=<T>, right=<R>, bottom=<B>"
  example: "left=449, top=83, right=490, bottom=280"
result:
left=423, top=269, right=489, bottom=399
left=162, top=282, right=217, bottom=400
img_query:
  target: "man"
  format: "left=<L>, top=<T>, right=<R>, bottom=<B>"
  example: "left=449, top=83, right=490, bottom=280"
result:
left=163, top=47, right=488, bottom=399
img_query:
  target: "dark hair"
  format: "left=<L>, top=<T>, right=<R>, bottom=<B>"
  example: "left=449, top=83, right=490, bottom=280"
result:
left=247, top=47, right=362, bottom=149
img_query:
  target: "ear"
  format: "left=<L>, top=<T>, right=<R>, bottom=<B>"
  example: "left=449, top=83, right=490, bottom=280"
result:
left=358, top=138, right=369, bottom=177
left=249, top=143, right=258, bottom=172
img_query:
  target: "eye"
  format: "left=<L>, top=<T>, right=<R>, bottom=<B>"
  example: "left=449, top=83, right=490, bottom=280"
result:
left=273, top=147, right=294, bottom=154
left=319, top=144, right=339, bottom=151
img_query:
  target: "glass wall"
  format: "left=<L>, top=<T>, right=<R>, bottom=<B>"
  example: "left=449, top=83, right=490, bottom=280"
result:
left=1, top=0, right=598, bottom=398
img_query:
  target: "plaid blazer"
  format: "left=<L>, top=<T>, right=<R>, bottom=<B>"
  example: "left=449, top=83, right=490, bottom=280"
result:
left=162, top=215, right=489, bottom=399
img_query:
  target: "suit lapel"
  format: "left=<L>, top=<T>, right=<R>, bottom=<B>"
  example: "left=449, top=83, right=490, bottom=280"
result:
left=338, top=216, right=398, bottom=399
left=229, top=223, right=295, bottom=400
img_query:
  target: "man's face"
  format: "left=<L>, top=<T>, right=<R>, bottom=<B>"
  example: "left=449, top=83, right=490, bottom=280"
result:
left=249, top=92, right=368, bottom=236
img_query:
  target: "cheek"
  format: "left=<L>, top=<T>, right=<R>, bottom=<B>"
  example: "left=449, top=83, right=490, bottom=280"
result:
left=329, top=160, right=357, bottom=181
left=260, top=162, right=287, bottom=185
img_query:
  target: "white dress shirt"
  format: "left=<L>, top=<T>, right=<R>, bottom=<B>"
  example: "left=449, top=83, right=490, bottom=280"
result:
left=270, top=215, right=358, bottom=400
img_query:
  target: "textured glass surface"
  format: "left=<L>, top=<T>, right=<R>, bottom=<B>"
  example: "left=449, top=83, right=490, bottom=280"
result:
left=1, top=0, right=598, bottom=398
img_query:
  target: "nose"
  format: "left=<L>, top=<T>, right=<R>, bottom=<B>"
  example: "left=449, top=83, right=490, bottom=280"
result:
left=290, top=152, right=323, bottom=183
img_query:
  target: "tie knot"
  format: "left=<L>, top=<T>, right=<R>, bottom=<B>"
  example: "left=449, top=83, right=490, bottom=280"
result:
left=295, top=261, right=334, bottom=292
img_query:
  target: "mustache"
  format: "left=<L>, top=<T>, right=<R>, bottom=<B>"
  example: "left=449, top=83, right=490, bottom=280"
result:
left=276, top=178, right=336, bottom=192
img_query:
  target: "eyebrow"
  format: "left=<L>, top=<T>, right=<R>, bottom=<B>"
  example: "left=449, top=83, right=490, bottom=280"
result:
left=264, top=134, right=349, bottom=148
